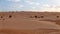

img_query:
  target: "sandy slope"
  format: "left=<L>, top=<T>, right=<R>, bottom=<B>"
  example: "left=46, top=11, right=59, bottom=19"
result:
left=3, top=18, right=60, bottom=29
left=0, top=18, right=60, bottom=34
left=0, top=12, right=60, bottom=34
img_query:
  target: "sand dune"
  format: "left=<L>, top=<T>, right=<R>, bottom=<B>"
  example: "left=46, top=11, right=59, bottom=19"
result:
left=3, top=19, right=60, bottom=29
left=0, top=12, right=60, bottom=34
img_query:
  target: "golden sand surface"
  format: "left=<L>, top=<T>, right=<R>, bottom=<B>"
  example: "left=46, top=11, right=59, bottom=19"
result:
left=0, top=12, right=60, bottom=34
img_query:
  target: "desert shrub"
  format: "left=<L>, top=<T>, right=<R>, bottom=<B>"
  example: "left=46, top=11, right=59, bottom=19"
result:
left=56, top=16, right=59, bottom=18
left=9, top=15, right=12, bottom=18
left=35, top=16, right=37, bottom=18
left=40, top=16, right=44, bottom=18
left=1, top=16, right=3, bottom=18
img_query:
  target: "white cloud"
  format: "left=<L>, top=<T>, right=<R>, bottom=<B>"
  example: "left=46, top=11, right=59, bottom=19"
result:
left=25, top=1, right=35, bottom=5
left=28, top=4, right=60, bottom=11
left=25, top=0, right=40, bottom=5
left=31, top=7, right=36, bottom=9
left=24, top=0, right=60, bottom=11
left=35, top=3, right=40, bottom=5
left=6, top=4, right=24, bottom=11
left=4, top=0, right=60, bottom=12
left=25, top=0, right=30, bottom=3
left=19, top=5, right=24, bottom=8
left=29, top=2, right=35, bottom=5
left=13, top=4, right=24, bottom=8
left=42, top=4, right=51, bottom=8
left=7, top=0, right=21, bottom=2
left=40, top=5, right=60, bottom=11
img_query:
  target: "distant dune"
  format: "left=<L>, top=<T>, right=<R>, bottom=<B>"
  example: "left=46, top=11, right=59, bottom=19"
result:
left=0, top=12, right=60, bottom=34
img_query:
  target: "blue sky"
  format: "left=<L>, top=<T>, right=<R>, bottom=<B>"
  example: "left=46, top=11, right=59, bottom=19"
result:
left=0, top=0, right=60, bottom=12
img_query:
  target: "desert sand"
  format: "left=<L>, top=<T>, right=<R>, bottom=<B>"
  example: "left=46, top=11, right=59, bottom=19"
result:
left=0, top=12, right=60, bottom=34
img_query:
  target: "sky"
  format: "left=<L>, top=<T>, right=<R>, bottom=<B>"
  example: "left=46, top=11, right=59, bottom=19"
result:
left=0, top=0, right=60, bottom=12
